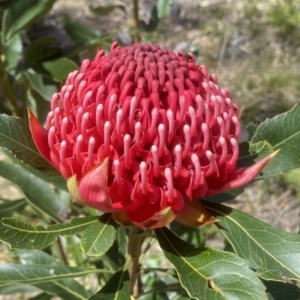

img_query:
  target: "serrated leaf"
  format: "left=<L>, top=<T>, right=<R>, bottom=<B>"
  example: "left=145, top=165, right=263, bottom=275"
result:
left=250, top=104, right=300, bottom=176
left=0, top=263, right=108, bottom=286
left=203, top=200, right=300, bottom=282
left=0, top=114, right=56, bottom=173
left=0, top=198, right=27, bottom=217
left=0, top=155, right=68, bottom=222
left=0, top=216, right=99, bottom=249
left=81, top=214, right=117, bottom=257
left=41, top=57, right=78, bottom=82
left=15, top=250, right=92, bottom=300
left=89, top=5, right=126, bottom=16
left=263, top=279, right=300, bottom=300
left=0, top=115, right=66, bottom=189
left=155, top=227, right=267, bottom=300
left=89, top=266, right=130, bottom=300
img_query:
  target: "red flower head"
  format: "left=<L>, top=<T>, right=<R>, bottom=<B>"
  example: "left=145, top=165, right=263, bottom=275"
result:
left=29, top=42, right=274, bottom=228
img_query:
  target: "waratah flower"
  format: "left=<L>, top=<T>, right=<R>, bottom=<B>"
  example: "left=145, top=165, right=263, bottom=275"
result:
left=29, top=42, right=274, bottom=228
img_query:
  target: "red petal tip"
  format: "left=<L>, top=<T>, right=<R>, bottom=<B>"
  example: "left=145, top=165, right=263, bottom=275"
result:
left=28, top=109, right=51, bottom=162
left=208, top=150, right=279, bottom=196
left=78, top=158, right=114, bottom=212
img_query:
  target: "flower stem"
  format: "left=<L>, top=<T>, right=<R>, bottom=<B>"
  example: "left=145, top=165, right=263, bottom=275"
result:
left=132, top=0, right=140, bottom=43
left=127, top=225, right=143, bottom=296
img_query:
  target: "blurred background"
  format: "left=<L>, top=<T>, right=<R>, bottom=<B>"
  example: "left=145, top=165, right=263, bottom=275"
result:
left=0, top=0, right=300, bottom=297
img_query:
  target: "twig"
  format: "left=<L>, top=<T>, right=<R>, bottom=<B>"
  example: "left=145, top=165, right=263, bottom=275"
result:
left=132, top=0, right=141, bottom=43
left=0, top=57, right=21, bottom=117
left=217, top=0, right=234, bottom=72
left=56, top=236, right=69, bottom=265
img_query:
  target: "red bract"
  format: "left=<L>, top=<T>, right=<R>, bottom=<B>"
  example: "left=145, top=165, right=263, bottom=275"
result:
left=29, top=42, right=274, bottom=228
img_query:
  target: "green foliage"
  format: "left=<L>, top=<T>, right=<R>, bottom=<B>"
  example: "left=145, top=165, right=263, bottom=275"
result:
left=0, top=152, right=68, bottom=221
left=238, top=104, right=300, bottom=178
left=0, top=217, right=99, bottom=249
left=0, top=1, right=300, bottom=299
left=80, top=214, right=117, bottom=257
left=203, top=201, right=300, bottom=282
left=88, top=5, right=126, bottom=17
left=251, top=104, right=300, bottom=177
left=156, top=227, right=267, bottom=300
left=0, top=114, right=55, bottom=172
left=89, top=266, right=130, bottom=299
left=268, top=0, right=300, bottom=39
left=1, top=0, right=57, bottom=43
left=0, top=198, right=27, bottom=217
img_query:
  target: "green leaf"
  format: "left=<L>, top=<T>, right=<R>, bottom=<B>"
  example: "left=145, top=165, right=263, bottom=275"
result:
left=0, top=114, right=54, bottom=173
left=140, top=5, right=159, bottom=32
left=0, top=216, right=99, bottom=249
left=4, top=33, right=22, bottom=74
left=237, top=141, right=274, bottom=168
left=16, top=249, right=61, bottom=265
left=59, top=15, right=103, bottom=45
left=203, top=201, right=300, bottom=282
left=250, top=104, right=300, bottom=176
left=26, top=88, right=54, bottom=125
left=246, top=123, right=258, bottom=140
left=0, top=154, right=68, bottom=222
left=171, top=295, right=191, bottom=300
left=89, top=5, right=126, bottom=16
left=169, top=221, right=205, bottom=248
left=156, top=0, right=172, bottom=19
left=24, top=70, right=57, bottom=100
left=101, top=227, right=127, bottom=271
left=204, top=188, right=244, bottom=203
left=0, top=198, right=27, bottom=217
left=0, top=263, right=108, bottom=286
left=0, top=285, right=39, bottom=295
left=0, top=114, right=65, bottom=189
left=263, top=279, right=300, bottom=300
left=24, top=36, right=57, bottom=64
left=155, top=227, right=267, bottom=300
left=81, top=214, right=117, bottom=257
left=15, top=250, right=92, bottom=300
left=28, top=293, right=52, bottom=300
left=89, top=266, right=130, bottom=299
left=41, top=58, right=78, bottom=82
left=2, top=0, right=57, bottom=42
